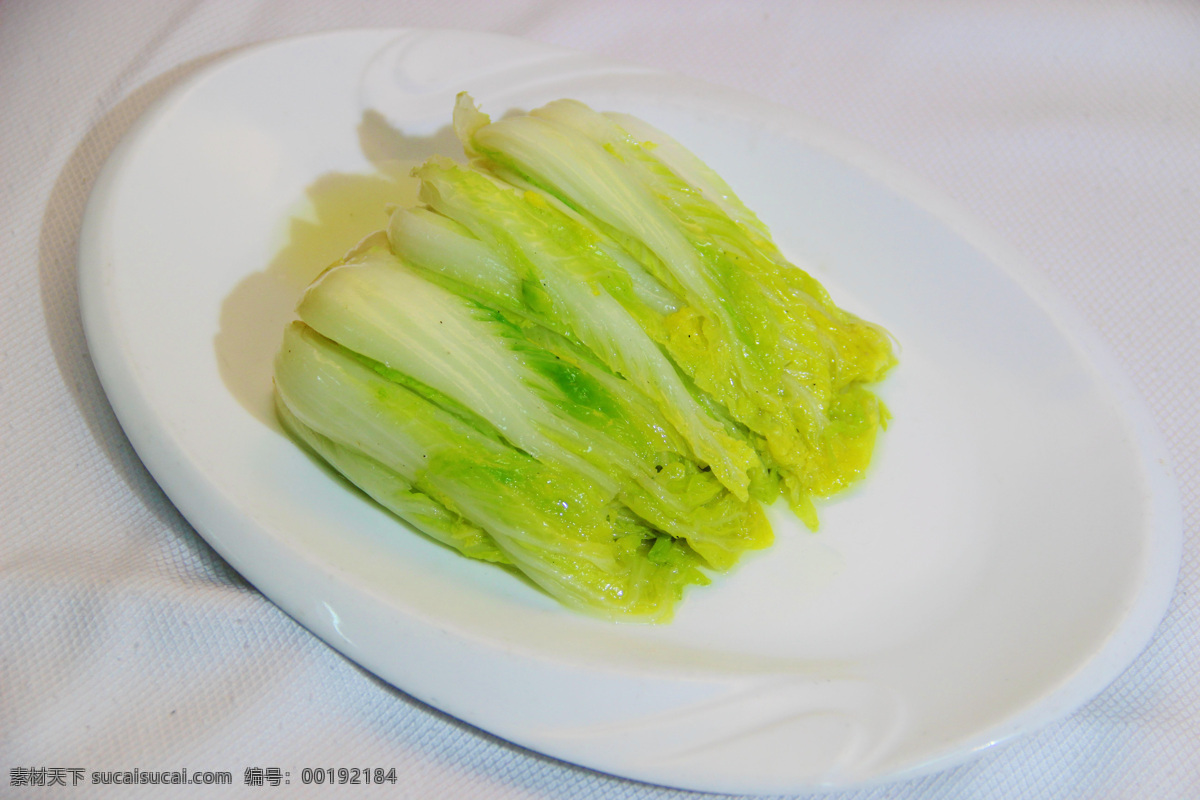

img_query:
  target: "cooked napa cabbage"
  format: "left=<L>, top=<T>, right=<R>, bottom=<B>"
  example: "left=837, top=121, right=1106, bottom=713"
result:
left=272, top=94, right=895, bottom=620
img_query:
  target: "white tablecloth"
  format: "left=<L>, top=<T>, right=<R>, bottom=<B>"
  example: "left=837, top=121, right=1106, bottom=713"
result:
left=2, top=1, right=1197, bottom=797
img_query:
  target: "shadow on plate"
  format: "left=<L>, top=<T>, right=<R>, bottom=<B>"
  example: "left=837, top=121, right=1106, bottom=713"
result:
left=213, top=112, right=459, bottom=429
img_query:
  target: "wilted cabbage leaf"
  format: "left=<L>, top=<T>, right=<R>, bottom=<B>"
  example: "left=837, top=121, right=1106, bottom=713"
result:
left=273, top=94, right=896, bottom=621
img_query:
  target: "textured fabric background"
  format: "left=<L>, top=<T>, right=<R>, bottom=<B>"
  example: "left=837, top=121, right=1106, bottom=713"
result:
left=2, top=1, right=1197, bottom=797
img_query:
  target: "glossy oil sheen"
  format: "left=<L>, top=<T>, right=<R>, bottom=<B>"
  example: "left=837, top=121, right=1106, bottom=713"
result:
left=78, top=29, right=1181, bottom=793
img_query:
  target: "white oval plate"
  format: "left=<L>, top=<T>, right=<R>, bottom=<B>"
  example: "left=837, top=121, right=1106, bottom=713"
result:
left=78, top=29, right=1182, bottom=794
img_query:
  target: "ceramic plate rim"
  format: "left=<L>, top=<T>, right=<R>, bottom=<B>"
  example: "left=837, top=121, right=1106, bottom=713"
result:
left=77, top=28, right=1183, bottom=793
